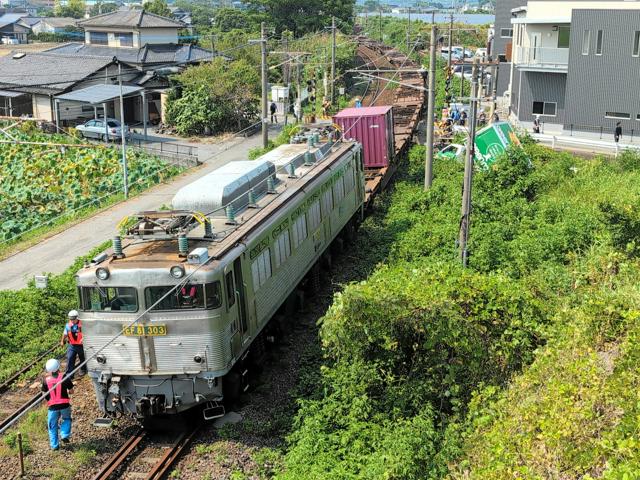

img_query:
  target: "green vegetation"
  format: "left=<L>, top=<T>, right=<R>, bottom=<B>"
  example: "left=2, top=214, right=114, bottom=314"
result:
left=0, top=242, right=108, bottom=383
left=53, top=0, right=86, bottom=18
left=274, top=140, right=640, bottom=477
left=0, top=122, right=182, bottom=243
left=166, top=31, right=356, bottom=136
left=166, top=57, right=260, bottom=136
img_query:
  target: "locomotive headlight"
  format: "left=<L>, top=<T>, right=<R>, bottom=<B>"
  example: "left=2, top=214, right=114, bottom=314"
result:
left=170, top=265, right=185, bottom=279
left=96, top=355, right=107, bottom=364
left=96, top=267, right=110, bottom=280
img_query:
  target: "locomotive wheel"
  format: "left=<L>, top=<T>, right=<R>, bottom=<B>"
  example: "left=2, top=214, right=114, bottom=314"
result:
left=223, top=371, right=242, bottom=404
left=310, top=263, right=321, bottom=295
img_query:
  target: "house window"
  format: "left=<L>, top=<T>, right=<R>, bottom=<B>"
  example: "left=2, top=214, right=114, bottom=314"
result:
left=636, top=114, right=640, bottom=121
left=118, top=32, right=133, bottom=47
left=308, top=199, right=321, bottom=231
left=532, top=101, right=557, bottom=117
left=273, top=230, right=291, bottom=269
left=595, top=30, right=603, bottom=55
left=557, top=26, right=570, bottom=49
left=251, top=248, right=271, bottom=291
left=633, top=31, right=640, bottom=57
left=582, top=30, right=590, bottom=55
left=605, top=112, right=631, bottom=120
left=291, top=214, right=307, bottom=249
left=500, top=28, right=513, bottom=38
left=89, top=31, right=108, bottom=45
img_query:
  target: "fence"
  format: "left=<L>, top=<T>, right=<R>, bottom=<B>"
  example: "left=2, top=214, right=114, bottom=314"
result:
left=566, top=124, right=637, bottom=143
left=126, top=138, right=200, bottom=167
left=533, top=132, right=640, bottom=156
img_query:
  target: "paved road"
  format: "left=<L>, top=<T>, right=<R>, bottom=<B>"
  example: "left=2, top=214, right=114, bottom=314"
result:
left=0, top=127, right=278, bottom=291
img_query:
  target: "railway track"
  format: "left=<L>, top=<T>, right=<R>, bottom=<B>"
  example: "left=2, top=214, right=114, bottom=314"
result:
left=0, top=345, right=63, bottom=432
left=355, top=38, right=427, bottom=199
left=92, top=425, right=200, bottom=480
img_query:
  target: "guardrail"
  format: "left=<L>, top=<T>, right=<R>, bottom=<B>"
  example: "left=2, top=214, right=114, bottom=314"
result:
left=532, top=133, right=640, bottom=155
left=127, top=138, right=200, bottom=167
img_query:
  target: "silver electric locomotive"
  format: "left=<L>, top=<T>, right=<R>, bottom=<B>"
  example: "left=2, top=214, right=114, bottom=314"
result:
left=76, top=135, right=364, bottom=421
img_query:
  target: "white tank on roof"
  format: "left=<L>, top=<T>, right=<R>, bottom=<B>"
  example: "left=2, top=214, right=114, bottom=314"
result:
left=172, top=160, right=276, bottom=215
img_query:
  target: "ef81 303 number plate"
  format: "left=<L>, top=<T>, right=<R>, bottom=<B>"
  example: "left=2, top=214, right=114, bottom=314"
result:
left=123, top=325, right=167, bottom=336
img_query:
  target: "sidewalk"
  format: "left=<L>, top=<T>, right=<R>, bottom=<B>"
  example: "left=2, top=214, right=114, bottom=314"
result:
left=0, top=126, right=279, bottom=291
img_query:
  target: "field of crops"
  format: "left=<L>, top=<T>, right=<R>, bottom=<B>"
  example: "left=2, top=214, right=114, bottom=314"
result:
left=0, top=122, right=183, bottom=241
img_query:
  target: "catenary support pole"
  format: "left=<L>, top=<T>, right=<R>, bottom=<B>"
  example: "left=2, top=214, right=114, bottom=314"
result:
left=379, top=7, right=382, bottom=42
left=406, top=7, right=411, bottom=53
left=331, top=16, right=336, bottom=105
left=448, top=13, right=453, bottom=69
left=261, top=23, right=268, bottom=148
left=283, top=34, right=289, bottom=126
left=118, top=61, right=129, bottom=199
left=459, top=58, right=479, bottom=266
left=424, top=22, right=437, bottom=190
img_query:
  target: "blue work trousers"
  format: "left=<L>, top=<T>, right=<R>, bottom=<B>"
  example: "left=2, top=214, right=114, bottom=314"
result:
left=66, top=345, right=86, bottom=377
left=47, top=407, right=71, bottom=449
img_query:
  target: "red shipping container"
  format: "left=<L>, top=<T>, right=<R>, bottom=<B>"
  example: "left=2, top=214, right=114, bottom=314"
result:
left=333, top=106, right=395, bottom=168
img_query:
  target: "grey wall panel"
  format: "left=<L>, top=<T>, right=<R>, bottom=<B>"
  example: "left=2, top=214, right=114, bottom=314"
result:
left=494, top=0, right=525, bottom=60
left=515, top=71, right=567, bottom=123
left=564, top=9, right=640, bottom=133
left=496, top=62, right=512, bottom=96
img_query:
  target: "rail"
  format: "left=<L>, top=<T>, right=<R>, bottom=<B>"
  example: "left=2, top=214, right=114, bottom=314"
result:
left=92, top=425, right=200, bottom=480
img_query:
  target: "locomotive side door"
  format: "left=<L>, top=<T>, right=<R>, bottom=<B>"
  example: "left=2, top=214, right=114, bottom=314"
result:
left=225, top=259, right=250, bottom=359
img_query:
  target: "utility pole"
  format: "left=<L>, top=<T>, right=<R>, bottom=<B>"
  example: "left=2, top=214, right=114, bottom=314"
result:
left=459, top=58, right=479, bottom=267
left=250, top=24, right=269, bottom=148
left=379, top=8, right=382, bottom=42
left=424, top=22, right=437, bottom=190
left=331, top=16, right=336, bottom=105
left=117, top=61, right=129, bottom=199
left=210, top=34, right=216, bottom=55
left=283, top=34, right=289, bottom=126
left=460, top=45, right=465, bottom=98
left=447, top=13, right=453, bottom=69
left=406, top=6, right=411, bottom=53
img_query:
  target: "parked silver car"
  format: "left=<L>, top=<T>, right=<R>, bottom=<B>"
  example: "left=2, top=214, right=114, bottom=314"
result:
left=76, top=118, right=130, bottom=141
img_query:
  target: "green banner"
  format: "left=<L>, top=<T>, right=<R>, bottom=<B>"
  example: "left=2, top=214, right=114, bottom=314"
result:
left=474, top=122, right=519, bottom=169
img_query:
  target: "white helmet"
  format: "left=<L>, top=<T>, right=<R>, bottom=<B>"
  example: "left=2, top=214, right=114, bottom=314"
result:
left=45, top=359, right=60, bottom=373
left=68, top=310, right=79, bottom=318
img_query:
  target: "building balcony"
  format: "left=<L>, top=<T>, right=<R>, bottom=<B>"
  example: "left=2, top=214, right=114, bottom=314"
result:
left=514, top=46, right=569, bottom=72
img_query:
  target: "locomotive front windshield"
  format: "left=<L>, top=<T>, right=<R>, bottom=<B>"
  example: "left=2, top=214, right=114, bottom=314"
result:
left=79, top=286, right=138, bottom=312
left=144, top=282, right=222, bottom=311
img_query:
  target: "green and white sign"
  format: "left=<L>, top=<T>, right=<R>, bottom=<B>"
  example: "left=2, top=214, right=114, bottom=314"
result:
left=474, top=122, right=520, bottom=169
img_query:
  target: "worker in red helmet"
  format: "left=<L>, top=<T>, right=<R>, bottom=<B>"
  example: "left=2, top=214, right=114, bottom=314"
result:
left=42, top=358, right=74, bottom=450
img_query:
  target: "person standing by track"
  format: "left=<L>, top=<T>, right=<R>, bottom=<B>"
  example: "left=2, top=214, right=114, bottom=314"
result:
left=42, top=359, right=74, bottom=450
left=61, top=310, right=86, bottom=378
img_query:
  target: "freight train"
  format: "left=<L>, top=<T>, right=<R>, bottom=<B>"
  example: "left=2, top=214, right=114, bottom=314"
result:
left=76, top=40, right=424, bottom=422
left=77, top=130, right=365, bottom=420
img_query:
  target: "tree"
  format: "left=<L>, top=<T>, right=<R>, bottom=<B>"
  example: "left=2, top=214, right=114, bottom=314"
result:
left=166, top=57, right=260, bottom=135
left=245, top=0, right=356, bottom=35
left=143, top=0, right=171, bottom=18
left=54, top=0, right=86, bottom=19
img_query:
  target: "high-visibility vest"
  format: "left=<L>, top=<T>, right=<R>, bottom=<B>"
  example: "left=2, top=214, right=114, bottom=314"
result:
left=45, top=374, right=70, bottom=407
left=67, top=320, right=83, bottom=345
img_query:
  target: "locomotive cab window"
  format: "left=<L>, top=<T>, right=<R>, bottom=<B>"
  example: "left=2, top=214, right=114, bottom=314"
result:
left=145, top=282, right=221, bottom=310
left=79, top=286, right=138, bottom=312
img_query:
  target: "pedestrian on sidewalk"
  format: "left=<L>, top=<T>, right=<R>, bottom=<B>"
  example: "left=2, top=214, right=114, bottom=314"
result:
left=270, top=102, right=278, bottom=123
left=533, top=115, right=541, bottom=134
left=61, top=310, right=87, bottom=379
left=615, top=122, right=622, bottom=143
left=492, top=112, right=500, bottom=123
left=42, top=359, right=74, bottom=450
left=293, top=102, right=302, bottom=123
